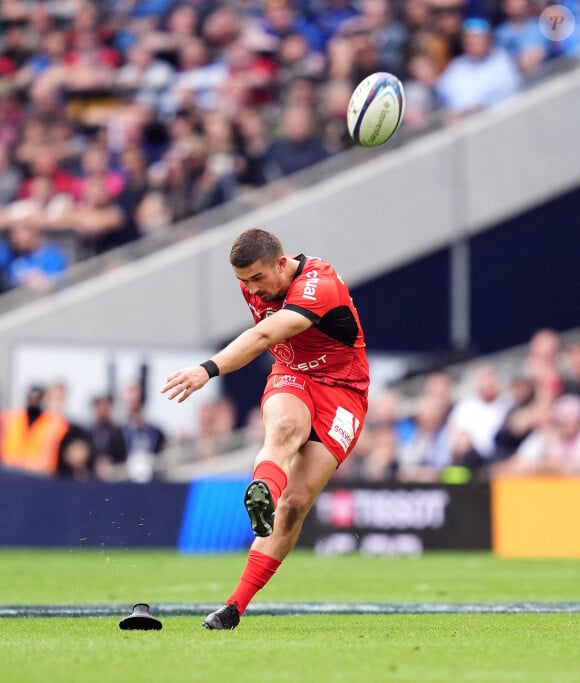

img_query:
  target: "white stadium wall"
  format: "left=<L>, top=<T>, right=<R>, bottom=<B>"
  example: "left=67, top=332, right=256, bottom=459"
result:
left=0, top=67, right=579, bottom=404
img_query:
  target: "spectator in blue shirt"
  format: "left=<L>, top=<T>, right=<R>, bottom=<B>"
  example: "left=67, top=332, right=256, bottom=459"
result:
left=437, top=18, right=522, bottom=121
left=494, top=0, right=549, bottom=76
left=0, top=219, right=67, bottom=294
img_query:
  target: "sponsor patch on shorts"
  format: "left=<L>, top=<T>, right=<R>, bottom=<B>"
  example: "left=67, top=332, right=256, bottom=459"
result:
left=273, top=374, right=306, bottom=390
left=328, top=406, right=360, bottom=453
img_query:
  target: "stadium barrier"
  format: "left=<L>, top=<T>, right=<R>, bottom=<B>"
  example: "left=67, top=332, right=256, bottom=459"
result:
left=0, top=470, right=254, bottom=550
left=1, top=472, right=577, bottom=556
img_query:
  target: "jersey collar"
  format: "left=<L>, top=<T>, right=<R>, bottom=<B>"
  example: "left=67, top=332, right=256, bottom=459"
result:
left=292, top=254, right=307, bottom=281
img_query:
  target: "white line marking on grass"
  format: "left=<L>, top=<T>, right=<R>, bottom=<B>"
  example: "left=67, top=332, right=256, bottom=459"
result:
left=2, top=603, right=580, bottom=618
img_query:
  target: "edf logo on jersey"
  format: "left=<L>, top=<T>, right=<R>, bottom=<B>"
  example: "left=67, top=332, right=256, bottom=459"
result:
left=302, top=270, right=320, bottom=301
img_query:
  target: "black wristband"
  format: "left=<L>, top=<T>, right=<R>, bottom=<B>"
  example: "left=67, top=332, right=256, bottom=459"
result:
left=200, top=360, right=219, bottom=379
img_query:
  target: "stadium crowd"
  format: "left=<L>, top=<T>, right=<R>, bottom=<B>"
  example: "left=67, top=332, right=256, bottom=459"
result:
left=0, top=0, right=579, bottom=292
left=1, top=327, right=579, bottom=482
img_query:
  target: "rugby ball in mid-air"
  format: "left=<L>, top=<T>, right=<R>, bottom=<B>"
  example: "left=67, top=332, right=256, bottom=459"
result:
left=346, top=72, right=406, bottom=148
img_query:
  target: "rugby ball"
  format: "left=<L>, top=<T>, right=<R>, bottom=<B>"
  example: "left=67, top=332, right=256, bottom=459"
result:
left=346, top=72, right=406, bottom=148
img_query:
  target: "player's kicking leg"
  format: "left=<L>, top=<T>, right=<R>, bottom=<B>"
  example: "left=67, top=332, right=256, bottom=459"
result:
left=243, top=392, right=312, bottom=538
left=203, top=440, right=337, bottom=630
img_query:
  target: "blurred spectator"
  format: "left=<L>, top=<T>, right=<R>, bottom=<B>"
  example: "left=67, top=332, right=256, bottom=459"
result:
left=51, top=174, right=132, bottom=257
left=429, top=0, right=467, bottom=60
left=264, top=102, right=330, bottom=180
left=109, top=0, right=181, bottom=55
left=367, top=387, right=415, bottom=443
left=56, top=425, right=94, bottom=481
left=402, top=47, right=443, bottom=128
left=234, top=106, right=272, bottom=188
left=317, top=77, right=353, bottom=153
left=141, top=2, right=201, bottom=56
left=116, top=39, right=174, bottom=108
left=344, top=0, right=409, bottom=75
left=61, top=24, right=119, bottom=94
left=533, top=394, right=580, bottom=474
left=203, top=109, right=238, bottom=171
left=492, top=396, right=552, bottom=474
left=499, top=394, right=580, bottom=475
left=19, top=144, right=75, bottom=199
left=116, top=145, right=151, bottom=234
left=0, top=93, right=24, bottom=151
left=202, top=5, right=244, bottom=56
left=46, top=380, right=95, bottom=481
left=0, top=176, right=73, bottom=232
left=359, top=422, right=400, bottom=480
left=135, top=190, right=173, bottom=234
left=148, top=147, right=191, bottom=222
left=522, top=328, right=564, bottom=399
left=258, top=0, right=326, bottom=54
left=188, top=132, right=237, bottom=212
left=159, top=37, right=229, bottom=115
left=437, top=17, right=522, bottom=120
left=422, top=370, right=455, bottom=419
left=88, top=393, right=128, bottom=481
left=194, top=395, right=241, bottom=460
left=0, top=144, right=22, bottom=207
left=348, top=30, right=388, bottom=85
left=242, top=405, right=266, bottom=448
left=447, top=364, right=512, bottom=470
left=0, top=219, right=68, bottom=294
left=494, top=0, right=549, bottom=76
left=1, top=17, right=32, bottom=73
left=121, top=381, right=166, bottom=482
left=492, top=372, right=536, bottom=461
left=403, top=0, right=433, bottom=35
left=397, top=393, right=452, bottom=481
left=149, top=136, right=230, bottom=222
left=562, top=342, right=580, bottom=396
left=220, top=29, right=279, bottom=112
left=276, top=31, right=326, bottom=89
left=70, top=144, right=125, bottom=200
left=0, top=384, right=69, bottom=477
left=12, top=118, right=47, bottom=171
left=12, top=28, right=68, bottom=94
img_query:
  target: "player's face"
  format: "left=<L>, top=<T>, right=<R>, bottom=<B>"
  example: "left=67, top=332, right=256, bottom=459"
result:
left=233, top=257, right=287, bottom=302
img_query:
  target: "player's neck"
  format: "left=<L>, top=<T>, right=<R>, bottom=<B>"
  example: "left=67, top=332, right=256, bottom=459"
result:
left=284, top=256, right=301, bottom=281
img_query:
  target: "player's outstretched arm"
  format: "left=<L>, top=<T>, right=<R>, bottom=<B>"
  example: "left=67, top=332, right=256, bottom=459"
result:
left=162, top=309, right=312, bottom=403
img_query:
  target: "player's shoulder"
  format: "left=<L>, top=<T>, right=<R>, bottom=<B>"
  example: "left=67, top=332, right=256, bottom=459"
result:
left=299, top=255, right=337, bottom=279
left=288, top=255, right=343, bottom=305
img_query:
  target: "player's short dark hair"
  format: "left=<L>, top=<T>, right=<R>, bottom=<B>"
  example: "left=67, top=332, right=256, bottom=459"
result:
left=229, top=228, right=283, bottom=268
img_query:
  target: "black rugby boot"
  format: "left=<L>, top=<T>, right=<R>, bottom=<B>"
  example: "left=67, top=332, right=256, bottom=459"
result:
left=202, top=603, right=241, bottom=630
left=244, top=480, right=275, bottom=537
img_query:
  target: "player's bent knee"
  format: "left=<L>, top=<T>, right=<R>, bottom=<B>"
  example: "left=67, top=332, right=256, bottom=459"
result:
left=267, top=414, right=309, bottom=448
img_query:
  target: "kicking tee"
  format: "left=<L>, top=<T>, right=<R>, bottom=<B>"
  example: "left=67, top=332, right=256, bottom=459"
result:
left=241, top=254, right=370, bottom=395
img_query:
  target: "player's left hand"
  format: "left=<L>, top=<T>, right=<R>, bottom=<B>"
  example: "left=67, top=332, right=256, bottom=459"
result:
left=161, top=366, right=210, bottom=403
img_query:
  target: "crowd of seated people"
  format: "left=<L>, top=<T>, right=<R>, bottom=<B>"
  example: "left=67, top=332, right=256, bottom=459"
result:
left=337, top=328, right=580, bottom=482
left=1, top=0, right=577, bottom=293
left=1, top=328, right=579, bottom=483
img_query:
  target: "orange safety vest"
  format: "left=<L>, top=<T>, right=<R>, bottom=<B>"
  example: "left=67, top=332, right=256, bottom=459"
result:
left=0, top=409, right=69, bottom=476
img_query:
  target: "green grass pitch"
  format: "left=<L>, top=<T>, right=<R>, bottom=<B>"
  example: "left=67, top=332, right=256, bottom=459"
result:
left=1, top=549, right=580, bottom=683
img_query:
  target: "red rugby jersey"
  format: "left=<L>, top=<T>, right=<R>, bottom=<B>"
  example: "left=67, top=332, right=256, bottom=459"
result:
left=241, top=254, right=370, bottom=395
